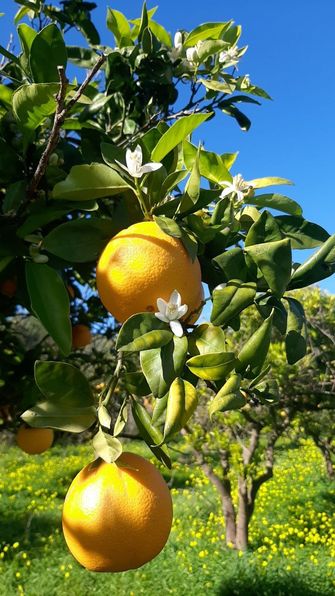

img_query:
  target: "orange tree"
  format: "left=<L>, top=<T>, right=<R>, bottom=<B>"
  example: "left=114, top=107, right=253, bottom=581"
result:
left=1, top=0, right=335, bottom=556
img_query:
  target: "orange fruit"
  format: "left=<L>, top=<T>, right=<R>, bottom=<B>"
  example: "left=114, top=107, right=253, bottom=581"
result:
left=72, top=324, right=92, bottom=348
left=0, top=278, right=17, bottom=298
left=16, top=427, right=54, bottom=454
left=96, top=221, right=203, bottom=323
left=62, top=451, right=173, bottom=572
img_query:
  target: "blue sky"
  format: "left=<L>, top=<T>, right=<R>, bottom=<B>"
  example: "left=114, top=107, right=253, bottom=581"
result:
left=2, top=0, right=335, bottom=292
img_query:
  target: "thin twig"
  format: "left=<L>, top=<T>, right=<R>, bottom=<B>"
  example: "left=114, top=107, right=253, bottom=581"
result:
left=27, top=53, right=106, bottom=200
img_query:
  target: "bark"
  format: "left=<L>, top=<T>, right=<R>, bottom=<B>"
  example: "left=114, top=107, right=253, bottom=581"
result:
left=311, top=435, right=334, bottom=479
left=201, top=461, right=236, bottom=546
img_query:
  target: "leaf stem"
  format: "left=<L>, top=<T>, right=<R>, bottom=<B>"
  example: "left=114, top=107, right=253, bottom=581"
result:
left=135, top=178, right=150, bottom=219
left=101, top=353, right=124, bottom=407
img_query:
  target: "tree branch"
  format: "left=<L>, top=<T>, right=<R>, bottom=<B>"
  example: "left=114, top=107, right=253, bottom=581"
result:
left=27, top=53, right=106, bottom=200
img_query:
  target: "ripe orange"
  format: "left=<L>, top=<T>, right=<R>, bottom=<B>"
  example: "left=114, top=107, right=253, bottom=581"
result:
left=72, top=324, right=92, bottom=349
left=0, top=278, right=17, bottom=298
left=62, top=452, right=173, bottom=572
left=96, top=221, right=203, bottom=323
left=16, top=427, right=54, bottom=454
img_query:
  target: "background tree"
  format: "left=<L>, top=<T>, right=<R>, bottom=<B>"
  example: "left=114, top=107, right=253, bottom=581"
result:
left=0, top=1, right=334, bottom=505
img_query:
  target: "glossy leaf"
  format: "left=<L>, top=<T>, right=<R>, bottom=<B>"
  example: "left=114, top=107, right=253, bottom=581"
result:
left=285, top=297, right=307, bottom=364
left=107, top=8, right=132, bottom=46
left=213, top=248, right=248, bottom=282
left=2, top=180, right=26, bottom=215
left=151, top=113, right=211, bottom=162
left=140, top=335, right=188, bottom=397
left=153, top=216, right=183, bottom=238
left=289, top=234, right=335, bottom=289
left=116, top=313, right=170, bottom=352
left=208, top=374, right=244, bottom=417
left=275, top=216, right=329, bottom=249
left=43, top=218, right=118, bottom=262
left=187, top=352, right=237, bottom=381
left=124, top=371, right=151, bottom=397
left=245, top=210, right=283, bottom=246
left=236, top=312, right=274, bottom=376
left=113, top=397, right=129, bottom=436
left=152, top=393, right=168, bottom=425
left=183, top=140, right=232, bottom=184
left=25, top=262, right=72, bottom=355
left=93, top=429, right=122, bottom=463
left=30, top=24, right=67, bottom=83
left=12, top=83, right=59, bottom=138
left=246, top=193, right=302, bottom=216
left=185, top=21, right=231, bottom=47
left=248, top=177, right=293, bottom=189
left=98, top=404, right=112, bottom=430
left=131, top=399, right=171, bottom=468
left=188, top=323, right=226, bottom=356
left=163, top=378, right=198, bottom=441
left=53, top=164, right=130, bottom=200
left=21, top=401, right=97, bottom=433
left=245, top=238, right=292, bottom=298
left=211, top=280, right=257, bottom=326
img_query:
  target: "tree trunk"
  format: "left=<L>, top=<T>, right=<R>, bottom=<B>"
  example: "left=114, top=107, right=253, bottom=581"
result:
left=310, top=435, right=334, bottom=479
left=201, top=462, right=237, bottom=546
left=236, top=477, right=249, bottom=551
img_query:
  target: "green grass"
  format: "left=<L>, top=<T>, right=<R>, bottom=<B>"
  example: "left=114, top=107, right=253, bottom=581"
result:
left=0, top=439, right=334, bottom=596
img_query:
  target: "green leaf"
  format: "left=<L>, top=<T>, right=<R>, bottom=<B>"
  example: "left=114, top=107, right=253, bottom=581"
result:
left=21, top=361, right=97, bottom=432
left=186, top=352, right=237, bottom=381
left=185, top=21, right=232, bottom=47
left=245, top=239, right=292, bottom=298
left=116, top=313, right=171, bottom=352
left=183, top=140, right=232, bottom=184
left=248, top=177, right=293, bottom=189
left=25, top=262, right=72, bottom=355
left=124, top=372, right=151, bottom=397
left=113, top=397, right=129, bottom=437
left=220, top=105, right=251, bottom=131
left=0, top=84, right=13, bottom=108
left=236, top=312, right=274, bottom=377
left=256, top=295, right=287, bottom=335
left=152, top=393, right=168, bottom=425
left=107, top=8, right=132, bottom=46
left=163, top=378, right=198, bottom=441
left=30, top=23, right=67, bottom=83
left=275, top=216, right=329, bottom=249
left=289, top=234, right=335, bottom=289
left=245, top=210, right=283, bottom=246
left=285, top=297, right=307, bottom=364
left=188, top=323, right=226, bottom=356
left=200, top=79, right=236, bottom=94
left=208, top=374, right=244, bottom=417
left=211, top=280, right=257, bottom=327
left=140, top=335, right=188, bottom=397
left=53, top=164, right=130, bottom=200
left=148, top=20, right=172, bottom=47
left=131, top=399, right=171, bottom=468
left=93, top=429, right=123, bottom=463
left=98, top=404, right=112, bottom=430
left=17, top=201, right=97, bottom=238
left=2, top=180, right=26, bottom=215
left=246, top=193, right=302, bottom=216
left=153, top=216, right=183, bottom=238
left=196, top=40, right=228, bottom=62
left=17, top=23, right=37, bottom=73
left=12, top=83, right=59, bottom=139
left=22, top=401, right=97, bottom=433
left=0, top=44, right=21, bottom=66
left=213, top=247, right=248, bottom=282
left=151, top=113, right=211, bottom=162
left=160, top=170, right=188, bottom=197
left=43, top=218, right=118, bottom=262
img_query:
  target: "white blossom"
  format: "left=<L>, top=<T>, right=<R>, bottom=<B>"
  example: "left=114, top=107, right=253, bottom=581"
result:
left=219, top=174, right=252, bottom=203
left=218, top=46, right=240, bottom=67
left=115, top=145, right=162, bottom=179
left=155, top=290, right=188, bottom=337
left=169, top=31, right=183, bottom=61
left=185, top=41, right=204, bottom=67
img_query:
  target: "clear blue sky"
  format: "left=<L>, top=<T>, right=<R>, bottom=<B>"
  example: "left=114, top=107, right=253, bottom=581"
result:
left=2, top=0, right=335, bottom=292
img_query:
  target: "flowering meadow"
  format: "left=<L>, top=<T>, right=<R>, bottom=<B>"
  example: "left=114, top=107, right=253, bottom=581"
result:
left=0, top=439, right=334, bottom=596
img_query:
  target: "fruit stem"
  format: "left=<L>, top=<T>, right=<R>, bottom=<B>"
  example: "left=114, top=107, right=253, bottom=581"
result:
left=135, top=178, right=150, bottom=219
left=101, top=353, right=124, bottom=407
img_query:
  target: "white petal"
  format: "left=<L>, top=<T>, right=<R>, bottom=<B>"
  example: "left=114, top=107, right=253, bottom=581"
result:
left=220, top=186, right=234, bottom=198
left=133, top=145, right=143, bottom=161
left=169, top=320, right=184, bottom=337
left=177, top=304, right=188, bottom=318
left=174, top=31, right=183, bottom=48
left=114, top=159, right=130, bottom=174
left=140, top=162, right=162, bottom=174
left=169, top=290, right=181, bottom=307
left=156, top=297, right=168, bottom=313
left=155, top=312, right=169, bottom=323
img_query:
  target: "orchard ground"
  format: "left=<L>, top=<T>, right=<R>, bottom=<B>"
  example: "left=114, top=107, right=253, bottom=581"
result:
left=0, top=438, right=334, bottom=596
